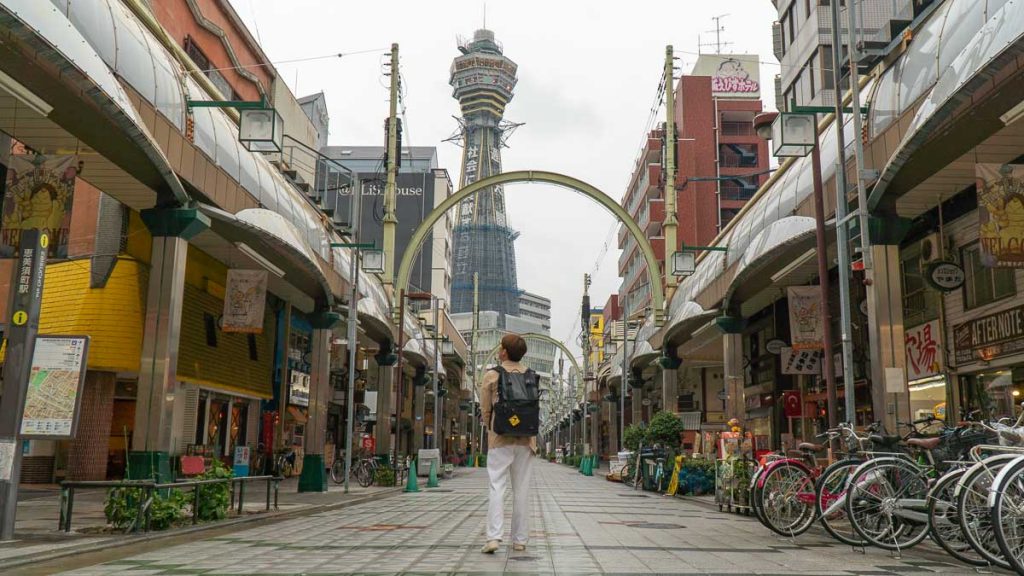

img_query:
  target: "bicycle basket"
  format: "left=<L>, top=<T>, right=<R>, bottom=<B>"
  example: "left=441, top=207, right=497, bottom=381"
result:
left=932, top=428, right=996, bottom=463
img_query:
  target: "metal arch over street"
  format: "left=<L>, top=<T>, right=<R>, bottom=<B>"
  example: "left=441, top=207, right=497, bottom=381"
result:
left=394, top=170, right=666, bottom=325
left=476, top=332, right=584, bottom=402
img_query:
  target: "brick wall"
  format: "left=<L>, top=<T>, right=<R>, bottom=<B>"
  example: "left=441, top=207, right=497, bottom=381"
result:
left=67, top=371, right=115, bottom=481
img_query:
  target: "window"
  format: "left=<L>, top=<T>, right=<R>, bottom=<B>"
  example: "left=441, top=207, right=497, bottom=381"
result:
left=204, top=313, right=218, bottom=347
left=719, top=144, right=759, bottom=168
left=720, top=176, right=759, bottom=201
left=787, top=6, right=796, bottom=45
left=807, top=52, right=816, bottom=99
left=183, top=35, right=240, bottom=100
left=183, top=36, right=210, bottom=70
left=962, top=243, right=1016, bottom=309
left=900, top=250, right=939, bottom=325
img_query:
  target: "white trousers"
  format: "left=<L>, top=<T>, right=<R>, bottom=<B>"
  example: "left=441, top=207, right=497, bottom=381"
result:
left=486, top=445, right=534, bottom=543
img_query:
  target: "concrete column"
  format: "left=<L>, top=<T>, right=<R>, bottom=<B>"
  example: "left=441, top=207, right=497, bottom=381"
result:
left=375, top=366, right=394, bottom=456
left=723, top=333, right=744, bottom=424
left=607, top=400, right=619, bottom=454
left=631, top=387, right=643, bottom=426
left=300, top=325, right=334, bottom=492
left=662, top=368, right=678, bottom=413
left=130, top=208, right=208, bottom=481
left=68, top=371, right=115, bottom=481
left=413, top=373, right=426, bottom=453
left=866, top=244, right=910, bottom=432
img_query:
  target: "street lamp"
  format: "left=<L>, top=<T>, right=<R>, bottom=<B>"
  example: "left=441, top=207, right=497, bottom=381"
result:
left=361, top=250, right=385, bottom=274
left=755, top=109, right=839, bottom=431
left=239, top=107, right=284, bottom=153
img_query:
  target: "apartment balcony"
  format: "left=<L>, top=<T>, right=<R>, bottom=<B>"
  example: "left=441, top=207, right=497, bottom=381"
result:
left=645, top=198, right=665, bottom=236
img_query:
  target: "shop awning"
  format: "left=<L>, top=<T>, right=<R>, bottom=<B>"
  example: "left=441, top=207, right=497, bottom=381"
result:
left=195, top=204, right=331, bottom=312
left=724, top=216, right=823, bottom=310
left=869, top=1, right=1024, bottom=214
left=402, top=315, right=428, bottom=367
left=630, top=317, right=660, bottom=370
left=662, top=300, right=720, bottom=350
left=0, top=0, right=189, bottom=207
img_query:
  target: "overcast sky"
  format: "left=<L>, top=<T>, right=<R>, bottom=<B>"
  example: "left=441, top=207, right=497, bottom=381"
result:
left=240, top=0, right=779, bottom=355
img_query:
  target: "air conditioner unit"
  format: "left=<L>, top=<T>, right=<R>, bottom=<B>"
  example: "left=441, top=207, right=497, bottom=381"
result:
left=919, top=233, right=942, bottom=265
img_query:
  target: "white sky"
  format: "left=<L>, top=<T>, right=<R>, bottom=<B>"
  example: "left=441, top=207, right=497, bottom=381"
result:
left=241, top=0, right=779, bottom=355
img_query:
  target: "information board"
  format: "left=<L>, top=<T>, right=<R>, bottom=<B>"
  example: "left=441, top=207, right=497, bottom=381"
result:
left=19, top=335, right=89, bottom=438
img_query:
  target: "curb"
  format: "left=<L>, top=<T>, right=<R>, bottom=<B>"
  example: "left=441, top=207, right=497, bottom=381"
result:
left=6, top=486, right=403, bottom=571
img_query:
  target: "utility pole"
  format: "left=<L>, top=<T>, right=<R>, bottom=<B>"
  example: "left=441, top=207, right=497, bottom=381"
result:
left=471, top=272, right=479, bottom=465
left=663, top=46, right=678, bottom=297
left=828, top=1, right=856, bottom=427
left=581, top=275, right=591, bottom=456
left=382, top=43, right=399, bottom=288
left=620, top=294, right=629, bottom=444
left=342, top=175, right=362, bottom=494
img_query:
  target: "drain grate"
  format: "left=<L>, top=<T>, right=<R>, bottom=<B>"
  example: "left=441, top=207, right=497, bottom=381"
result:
left=427, top=489, right=455, bottom=492
left=630, top=522, right=685, bottom=529
left=508, top=556, right=540, bottom=562
left=617, top=493, right=649, bottom=498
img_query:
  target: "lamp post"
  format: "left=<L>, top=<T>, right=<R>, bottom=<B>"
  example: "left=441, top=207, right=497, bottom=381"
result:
left=755, top=110, right=839, bottom=430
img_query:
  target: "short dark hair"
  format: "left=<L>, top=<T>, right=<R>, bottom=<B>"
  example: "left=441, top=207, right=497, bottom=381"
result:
left=501, top=333, right=528, bottom=362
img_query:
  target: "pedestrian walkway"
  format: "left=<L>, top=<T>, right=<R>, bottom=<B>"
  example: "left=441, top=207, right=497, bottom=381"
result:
left=1, top=476, right=399, bottom=568
left=39, top=460, right=1007, bottom=575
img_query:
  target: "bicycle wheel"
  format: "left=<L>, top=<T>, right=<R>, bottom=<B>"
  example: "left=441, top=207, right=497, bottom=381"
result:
left=957, top=455, right=1015, bottom=570
left=928, top=468, right=987, bottom=567
left=845, top=458, right=931, bottom=551
left=749, top=466, right=768, bottom=527
left=758, top=463, right=816, bottom=537
left=816, top=458, right=867, bottom=546
left=330, top=459, right=345, bottom=484
left=991, top=456, right=1024, bottom=574
left=356, top=461, right=374, bottom=488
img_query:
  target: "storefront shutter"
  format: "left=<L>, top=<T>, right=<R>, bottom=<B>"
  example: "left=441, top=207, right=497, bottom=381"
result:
left=182, top=384, right=200, bottom=446
left=247, top=399, right=260, bottom=447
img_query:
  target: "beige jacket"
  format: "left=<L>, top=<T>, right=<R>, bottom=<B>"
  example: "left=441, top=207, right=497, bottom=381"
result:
left=480, top=360, right=538, bottom=452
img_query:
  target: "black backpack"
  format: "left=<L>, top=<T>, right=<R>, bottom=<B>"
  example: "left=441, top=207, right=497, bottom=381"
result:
left=490, top=366, right=541, bottom=437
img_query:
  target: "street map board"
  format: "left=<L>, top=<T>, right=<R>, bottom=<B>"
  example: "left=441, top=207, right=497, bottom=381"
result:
left=19, top=335, right=89, bottom=438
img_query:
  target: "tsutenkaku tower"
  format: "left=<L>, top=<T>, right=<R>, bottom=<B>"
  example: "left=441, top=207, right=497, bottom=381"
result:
left=449, top=28, right=522, bottom=323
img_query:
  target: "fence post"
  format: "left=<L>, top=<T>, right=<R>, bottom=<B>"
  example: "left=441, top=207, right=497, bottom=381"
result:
left=273, top=479, right=279, bottom=510
left=236, top=480, right=245, bottom=515
left=192, top=484, right=200, bottom=525
left=265, top=478, right=271, bottom=511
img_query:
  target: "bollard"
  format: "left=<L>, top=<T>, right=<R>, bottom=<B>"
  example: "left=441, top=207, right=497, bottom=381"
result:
left=427, top=460, right=440, bottom=488
left=404, top=460, right=420, bottom=492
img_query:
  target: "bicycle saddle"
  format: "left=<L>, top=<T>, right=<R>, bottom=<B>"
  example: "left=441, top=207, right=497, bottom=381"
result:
left=798, top=442, right=824, bottom=452
left=906, top=436, right=942, bottom=450
left=869, top=434, right=901, bottom=447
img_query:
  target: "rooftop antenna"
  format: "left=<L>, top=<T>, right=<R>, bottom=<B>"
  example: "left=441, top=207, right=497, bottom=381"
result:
left=700, top=14, right=733, bottom=54
left=483, top=2, right=487, bottom=29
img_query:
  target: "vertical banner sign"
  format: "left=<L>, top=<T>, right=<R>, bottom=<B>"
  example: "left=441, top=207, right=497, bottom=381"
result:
left=905, top=320, right=942, bottom=381
left=977, top=163, right=1024, bottom=267
left=788, top=286, right=824, bottom=350
left=1, top=154, right=79, bottom=259
left=782, top=390, right=803, bottom=418
left=0, top=229, right=47, bottom=539
left=222, top=269, right=268, bottom=333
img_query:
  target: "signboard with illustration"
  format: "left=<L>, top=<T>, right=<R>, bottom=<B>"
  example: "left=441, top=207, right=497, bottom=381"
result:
left=905, top=320, right=942, bottom=381
left=222, top=269, right=268, bottom=333
left=1, top=153, right=80, bottom=259
left=20, top=336, right=89, bottom=438
left=977, top=163, right=1024, bottom=267
left=953, top=303, right=1024, bottom=364
left=788, top=286, right=824, bottom=350
left=692, top=54, right=761, bottom=99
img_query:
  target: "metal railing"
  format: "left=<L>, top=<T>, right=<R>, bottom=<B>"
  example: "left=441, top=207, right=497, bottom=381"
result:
left=58, top=475, right=281, bottom=533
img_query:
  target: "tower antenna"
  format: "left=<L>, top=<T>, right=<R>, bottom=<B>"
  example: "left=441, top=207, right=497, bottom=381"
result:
left=483, top=3, right=486, bottom=28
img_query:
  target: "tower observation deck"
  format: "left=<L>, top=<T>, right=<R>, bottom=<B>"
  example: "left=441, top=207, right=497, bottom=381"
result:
left=449, top=28, right=522, bottom=323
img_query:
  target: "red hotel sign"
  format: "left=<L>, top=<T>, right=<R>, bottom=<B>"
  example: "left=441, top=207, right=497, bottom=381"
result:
left=954, top=304, right=1024, bottom=364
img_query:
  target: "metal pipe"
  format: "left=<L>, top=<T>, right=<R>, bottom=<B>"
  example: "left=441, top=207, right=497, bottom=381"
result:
left=828, top=0, right=857, bottom=427
left=432, top=298, right=440, bottom=451
left=811, top=131, right=839, bottom=430
left=845, top=0, right=872, bottom=274
left=620, top=294, right=629, bottom=443
left=343, top=175, right=361, bottom=494
left=663, top=46, right=679, bottom=295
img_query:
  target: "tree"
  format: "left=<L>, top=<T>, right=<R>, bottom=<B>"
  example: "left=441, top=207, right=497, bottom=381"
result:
left=623, top=423, right=646, bottom=451
left=646, top=411, right=684, bottom=449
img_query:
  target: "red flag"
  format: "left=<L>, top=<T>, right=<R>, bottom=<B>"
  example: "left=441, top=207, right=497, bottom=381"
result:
left=782, top=390, right=802, bottom=418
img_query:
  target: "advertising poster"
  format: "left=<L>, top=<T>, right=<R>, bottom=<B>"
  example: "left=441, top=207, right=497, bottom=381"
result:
left=977, top=163, right=1024, bottom=267
left=905, top=320, right=942, bottom=381
left=788, top=286, right=824, bottom=350
left=222, top=269, right=268, bottom=333
left=781, top=346, right=821, bottom=375
left=1, top=153, right=80, bottom=259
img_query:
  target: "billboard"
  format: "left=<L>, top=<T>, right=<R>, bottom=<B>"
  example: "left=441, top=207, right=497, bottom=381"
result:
left=691, top=54, right=761, bottom=99
left=976, top=163, right=1024, bottom=267
left=1, top=153, right=80, bottom=259
left=336, top=172, right=436, bottom=291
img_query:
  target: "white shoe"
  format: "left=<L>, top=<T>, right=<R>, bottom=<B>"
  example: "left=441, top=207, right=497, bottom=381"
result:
left=481, top=540, right=500, bottom=554
left=512, top=543, right=527, bottom=552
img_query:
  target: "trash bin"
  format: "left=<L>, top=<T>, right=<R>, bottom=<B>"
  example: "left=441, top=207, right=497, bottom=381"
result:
left=417, top=449, right=440, bottom=477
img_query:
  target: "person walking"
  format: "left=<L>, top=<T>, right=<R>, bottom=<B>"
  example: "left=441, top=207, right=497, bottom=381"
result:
left=480, top=334, right=541, bottom=554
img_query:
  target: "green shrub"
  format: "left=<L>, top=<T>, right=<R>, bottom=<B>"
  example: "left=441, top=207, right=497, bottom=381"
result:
left=646, top=411, right=685, bottom=449
left=374, top=466, right=396, bottom=486
left=105, top=486, right=187, bottom=531
left=195, top=459, right=233, bottom=521
left=623, top=423, right=646, bottom=451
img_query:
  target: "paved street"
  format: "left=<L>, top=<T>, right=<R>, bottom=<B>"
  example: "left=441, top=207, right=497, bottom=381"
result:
left=27, top=460, right=998, bottom=575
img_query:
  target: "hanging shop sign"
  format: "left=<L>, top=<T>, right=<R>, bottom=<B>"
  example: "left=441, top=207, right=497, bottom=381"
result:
left=765, top=338, right=786, bottom=355
left=925, top=261, right=965, bottom=292
left=781, top=346, right=821, bottom=375
left=782, top=390, right=802, bottom=418
left=0, top=153, right=80, bottom=260
left=20, top=335, right=89, bottom=438
left=976, top=163, right=1024, bottom=267
left=692, top=54, right=761, bottom=98
left=906, top=320, right=942, bottom=381
left=289, top=370, right=310, bottom=406
left=788, top=286, right=824, bottom=350
left=954, top=303, right=1024, bottom=364
left=222, top=269, right=268, bottom=333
